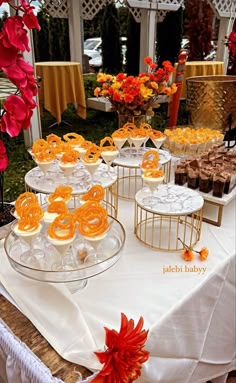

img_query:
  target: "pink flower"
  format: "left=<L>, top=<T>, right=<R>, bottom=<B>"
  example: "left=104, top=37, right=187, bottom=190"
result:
left=0, top=1, right=11, bottom=5
left=0, top=36, right=18, bottom=68
left=0, top=140, right=8, bottom=172
left=20, top=0, right=41, bottom=31
left=1, top=95, right=32, bottom=137
left=2, top=16, right=30, bottom=52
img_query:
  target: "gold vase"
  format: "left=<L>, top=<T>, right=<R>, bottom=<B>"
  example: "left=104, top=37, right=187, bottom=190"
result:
left=186, top=75, right=236, bottom=132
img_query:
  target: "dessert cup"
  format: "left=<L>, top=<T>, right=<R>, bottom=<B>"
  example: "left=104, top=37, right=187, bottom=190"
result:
left=48, top=235, right=76, bottom=271
left=112, top=137, right=127, bottom=156
left=59, top=161, right=77, bottom=183
left=101, top=150, right=119, bottom=178
left=142, top=174, right=164, bottom=206
left=35, top=160, right=54, bottom=182
left=82, top=158, right=102, bottom=186
left=151, top=136, right=166, bottom=150
left=12, top=223, right=43, bottom=265
left=130, top=136, right=146, bottom=157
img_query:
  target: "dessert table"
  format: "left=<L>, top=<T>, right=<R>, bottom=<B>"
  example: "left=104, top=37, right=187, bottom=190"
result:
left=35, top=62, right=86, bottom=123
left=0, top=193, right=235, bottom=382
left=179, top=61, right=224, bottom=98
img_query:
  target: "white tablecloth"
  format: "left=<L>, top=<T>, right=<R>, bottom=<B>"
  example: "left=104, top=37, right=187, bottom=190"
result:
left=0, top=196, right=235, bottom=383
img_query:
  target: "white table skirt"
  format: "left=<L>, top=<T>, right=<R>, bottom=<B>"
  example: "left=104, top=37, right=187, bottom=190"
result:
left=0, top=196, right=235, bottom=383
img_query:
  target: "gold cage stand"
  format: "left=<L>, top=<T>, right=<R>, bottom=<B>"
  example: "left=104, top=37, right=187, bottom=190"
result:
left=113, top=148, right=171, bottom=200
left=134, top=185, right=204, bottom=251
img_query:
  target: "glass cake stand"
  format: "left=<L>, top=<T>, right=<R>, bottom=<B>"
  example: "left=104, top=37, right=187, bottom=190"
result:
left=4, top=216, right=125, bottom=293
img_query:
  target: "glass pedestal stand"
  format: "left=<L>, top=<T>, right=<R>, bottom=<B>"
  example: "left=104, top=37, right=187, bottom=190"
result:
left=24, top=163, right=119, bottom=218
left=4, top=216, right=126, bottom=294
left=134, top=184, right=204, bottom=251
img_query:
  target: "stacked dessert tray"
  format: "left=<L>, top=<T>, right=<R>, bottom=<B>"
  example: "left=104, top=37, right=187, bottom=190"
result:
left=24, top=161, right=118, bottom=218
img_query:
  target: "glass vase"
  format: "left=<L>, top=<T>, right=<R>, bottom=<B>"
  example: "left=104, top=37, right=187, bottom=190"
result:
left=117, top=112, right=147, bottom=129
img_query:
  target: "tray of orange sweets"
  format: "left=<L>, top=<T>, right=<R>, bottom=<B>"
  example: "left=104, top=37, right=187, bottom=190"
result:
left=5, top=186, right=125, bottom=291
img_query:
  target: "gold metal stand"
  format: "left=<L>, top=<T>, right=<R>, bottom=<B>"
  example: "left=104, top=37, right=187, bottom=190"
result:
left=134, top=185, right=204, bottom=251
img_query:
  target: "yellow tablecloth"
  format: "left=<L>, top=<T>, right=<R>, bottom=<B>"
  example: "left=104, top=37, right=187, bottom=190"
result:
left=179, top=61, right=224, bottom=98
left=35, top=61, right=86, bottom=123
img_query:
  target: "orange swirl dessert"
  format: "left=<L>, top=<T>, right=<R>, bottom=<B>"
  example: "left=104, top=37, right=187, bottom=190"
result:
left=31, top=139, right=49, bottom=156
left=100, top=137, right=117, bottom=151
left=112, top=128, right=128, bottom=150
left=59, top=149, right=79, bottom=176
left=63, top=132, right=85, bottom=147
left=48, top=213, right=76, bottom=241
left=46, top=133, right=61, bottom=147
left=141, top=150, right=160, bottom=170
left=44, top=201, right=68, bottom=225
left=75, top=201, right=109, bottom=238
left=15, top=192, right=39, bottom=218
left=13, top=205, right=43, bottom=244
left=142, top=169, right=164, bottom=192
left=48, top=185, right=73, bottom=204
left=80, top=184, right=105, bottom=204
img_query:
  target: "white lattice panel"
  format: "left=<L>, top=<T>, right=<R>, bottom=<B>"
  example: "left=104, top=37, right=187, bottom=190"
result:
left=207, top=0, right=236, bottom=17
left=81, top=0, right=113, bottom=20
left=38, top=0, right=68, bottom=18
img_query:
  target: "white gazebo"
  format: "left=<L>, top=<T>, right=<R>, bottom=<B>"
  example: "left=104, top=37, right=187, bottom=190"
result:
left=9, top=0, right=236, bottom=146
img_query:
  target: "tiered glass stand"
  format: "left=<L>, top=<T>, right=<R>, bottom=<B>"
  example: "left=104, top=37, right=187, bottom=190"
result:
left=4, top=216, right=125, bottom=293
left=134, top=184, right=204, bottom=251
left=113, top=148, right=171, bottom=200
left=24, top=161, right=118, bottom=218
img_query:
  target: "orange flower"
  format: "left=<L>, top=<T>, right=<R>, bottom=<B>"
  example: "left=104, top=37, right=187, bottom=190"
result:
left=92, top=313, right=149, bottom=383
left=94, top=87, right=101, bottom=97
left=199, top=247, right=209, bottom=261
left=182, top=248, right=195, bottom=262
left=144, top=56, right=153, bottom=65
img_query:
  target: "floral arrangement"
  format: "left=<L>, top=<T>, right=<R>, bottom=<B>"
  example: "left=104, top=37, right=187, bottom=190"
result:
left=92, top=313, right=149, bottom=383
left=0, top=0, right=40, bottom=224
left=94, top=57, right=177, bottom=116
left=178, top=238, right=209, bottom=262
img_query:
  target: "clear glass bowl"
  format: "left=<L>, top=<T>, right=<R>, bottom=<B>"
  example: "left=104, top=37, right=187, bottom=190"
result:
left=4, top=216, right=125, bottom=290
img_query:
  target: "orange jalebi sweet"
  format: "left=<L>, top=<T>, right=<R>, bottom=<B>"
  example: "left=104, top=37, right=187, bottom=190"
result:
left=83, top=144, right=101, bottom=163
left=15, top=192, right=39, bottom=217
left=149, top=129, right=165, bottom=139
left=60, top=149, right=79, bottom=164
left=48, top=213, right=76, bottom=240
left=46, top=133, right=61, bottom=147
left=48, top=185, right=73, bottom=203
left=123, top=122, right=137, bottom=136
left=18, top=216, right=41, bottom=232
left=130, top=128, right=146, bottom=138
left=34, top=150, right=55, bottom=162
left=141, top=150, right=160, bottom=170
left=47, top=201, right=68, bottom=215
left=100, top=136, right=117, bottom=151
left=81, top=140, right=92, bottom=149
left=20, top=203, right=44, bottom=221
left=143, top=169, right=164, bottom=178
left=63, top=133, right=85, bottom=146
left=81, top=184, right=105, bottom=203
left=139, top=122, right=152, bottom=133
left=112, top=128, right=128, bottom=139
left=76, top=201, right=109, bottom=238
left=32, top=139, right=49, bottom=154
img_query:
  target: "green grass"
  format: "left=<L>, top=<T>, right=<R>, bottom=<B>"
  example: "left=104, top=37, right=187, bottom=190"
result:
left=3, top=100, right=188, bottom=202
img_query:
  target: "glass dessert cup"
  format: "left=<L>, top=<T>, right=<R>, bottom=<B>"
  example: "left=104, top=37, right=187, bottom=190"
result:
left=59, top=161, right=78, bottom=184
left=130, top=136, right=146, bottom=157
left=141, top=175, right=164, bottom=206
left=112, top=137, right=127, bottom=157
left=35, top=160, right=54, bottom=182
left=101, top=150, right=119, bottom=178
left=47, top=234, right=76, bottom=271
left=5, top=216, right=125, bottom=292
left=12, top=222, right=44, bottom=265
left=151, top=136, right=166, bottom=150
left=82, top=158, right=102, bottom=186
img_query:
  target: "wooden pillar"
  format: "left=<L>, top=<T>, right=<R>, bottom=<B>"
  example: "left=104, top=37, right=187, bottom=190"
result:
left=216, top=17, right=230, bottom=73
left=68, top=0, right=83, bottom=67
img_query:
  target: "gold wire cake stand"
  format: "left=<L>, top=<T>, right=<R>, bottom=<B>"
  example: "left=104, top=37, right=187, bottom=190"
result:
left=134, top=184, right=204, bottom=251
left=24, top=162, right=118, bottom=218
left=113, top=148, right=171, bottom=200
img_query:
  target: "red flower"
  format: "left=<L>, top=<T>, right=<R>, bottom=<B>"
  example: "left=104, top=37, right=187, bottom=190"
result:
left=116, top=73, right=126, bottom=82
left=144, top=56, right=152, bottom=65
left=0, top=36, right=18, bottom=68
left=20, top=0, right=41, bottom=31
left=92, top=313, right=149, bottom=383
left=0, top=0, right=11, bottom=5
left=0, top=140, right=8, bottom=172
left=1, top=16, right=30, bottom=52
left=1, top=95, right=32, bottom=137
